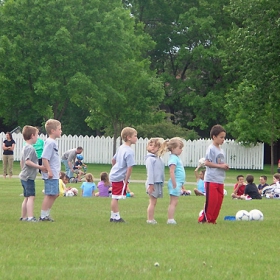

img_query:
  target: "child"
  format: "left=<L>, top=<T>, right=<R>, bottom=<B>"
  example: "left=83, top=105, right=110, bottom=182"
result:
left=167, top=137, right=186, bottom=225
left=198, top=124, right=229, bottom=224
left=109, top=127, right=138, bottom=223
left=19, top=126, right=47, bottom=222
left=231, top=175, right=246, bottom=199
left=243, top=174, right=262, bottom=199
left=58, top=172, right=70, bottom=197
left=145, top=138, right=167, bottom=224
left=80, top=173, right=96, bottom=197
left=262, top=174, right=280, bottom=198
left=95, top=172, right=112, bottom=197
left=194, top=165, right=206, bottom=196
left=258, top=175, right=269, bottom=194
left=39, top=119, right=62, bottom=222
left=73, top=154, right=87, bottom=182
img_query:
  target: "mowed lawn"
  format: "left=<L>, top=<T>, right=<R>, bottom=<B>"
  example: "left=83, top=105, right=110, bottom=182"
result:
left=0, top=162, right=279, bottom=280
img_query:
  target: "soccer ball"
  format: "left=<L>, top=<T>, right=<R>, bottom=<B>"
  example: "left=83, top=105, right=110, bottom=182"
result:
left=71, top=188, right=78, bottom=196
left=235, top=210, right=250, bottom=221
left=198, top=157, right=205, bottom=166
left=224, top=189, right=227, bottom=196
left=249, top=209, right=264, bottom=221
left=65, top=190, right=74, bottom=197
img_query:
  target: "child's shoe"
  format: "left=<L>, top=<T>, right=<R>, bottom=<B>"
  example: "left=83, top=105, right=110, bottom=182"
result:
left=167, top=219, right=177, bottom=224
left=147, top=219, right=157, bottom=224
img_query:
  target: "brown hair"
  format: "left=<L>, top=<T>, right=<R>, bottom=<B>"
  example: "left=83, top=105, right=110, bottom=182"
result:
left=273, top=173, right=280, bottom=181
left=147, top=138, right=168, bottom=157
left=22, top=125, right=38, bottom=141
left=121, top=127, right=137, bottom=142
left=45, top=119, right=61, bottom=135
left=167, top=137, right=184, bottom=152
left=210, top=124, right=226, bottom=139
left=246, top=174, right=254, bottom=184
left=85, top=173, right=94, bottom=182
left=100, top=172, right=110, bottom=186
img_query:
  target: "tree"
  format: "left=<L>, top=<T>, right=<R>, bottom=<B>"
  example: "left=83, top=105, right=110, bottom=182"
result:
left=222, top=0, right=280, bottom=172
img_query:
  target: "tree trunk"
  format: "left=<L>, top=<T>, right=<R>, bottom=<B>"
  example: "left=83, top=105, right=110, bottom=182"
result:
left=270, top=139, right=274, bottom=174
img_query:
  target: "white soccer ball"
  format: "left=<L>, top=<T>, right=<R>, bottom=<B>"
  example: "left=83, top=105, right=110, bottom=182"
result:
left=235, top=210, right=250, bottom=221
left=71, top=188, right=78, bottom=195
left=249, top=209, right=264, bottom=221
left=65, top=190, right=74, bottom=197
left=224, top=189, right=227, bottom=196
left=198, top=157, right=205, bottom=166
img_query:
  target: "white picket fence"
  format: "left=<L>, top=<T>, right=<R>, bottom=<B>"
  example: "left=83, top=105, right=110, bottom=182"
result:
left=0, top=132, right=264, bottom=169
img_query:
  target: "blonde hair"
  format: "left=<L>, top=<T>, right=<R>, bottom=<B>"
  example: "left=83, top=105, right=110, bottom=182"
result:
left=167, top=137, right=184, bottom=152
left=100, top=172, right=110, bottom=186
left=85, top=173, right=94, bottom=182
left=22, top=125, right=38, bottom=141
left=147, top=138, right=168, bottom=157
left=45, top=119, right=61, bottom=135
left=121, top=127, right=137, bottom=142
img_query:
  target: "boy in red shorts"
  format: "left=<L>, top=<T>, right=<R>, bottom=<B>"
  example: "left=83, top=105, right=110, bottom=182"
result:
left=109, top=127, right=138, bottom=222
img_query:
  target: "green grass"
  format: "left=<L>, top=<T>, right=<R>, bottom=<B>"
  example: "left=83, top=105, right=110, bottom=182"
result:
left=0, top=163, right=279, bottom=279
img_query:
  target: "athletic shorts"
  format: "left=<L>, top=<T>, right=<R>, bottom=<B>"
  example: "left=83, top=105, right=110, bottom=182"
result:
left=111, top=181, right=128, bottom=199
left=44, top=179, right=59, bottom=196
left=168, top=181, right=183, bottom=197
left=21, top=179, right=35, bottom=197
left=147, top=183, right=163, bottom=198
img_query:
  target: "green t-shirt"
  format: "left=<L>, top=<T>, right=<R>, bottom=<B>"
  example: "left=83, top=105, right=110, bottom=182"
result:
left=32, top=138, right=44, bottom=159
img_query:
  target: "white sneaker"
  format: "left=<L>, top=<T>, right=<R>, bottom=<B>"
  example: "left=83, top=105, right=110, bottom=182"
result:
left=147, top=219, right=157, bottom=224
left=167, top=219, right=177, bottom=224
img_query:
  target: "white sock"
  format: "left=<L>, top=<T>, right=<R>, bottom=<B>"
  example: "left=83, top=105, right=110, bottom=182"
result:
left=113, top=212, right=120, bottom=220
left=40, top=210, right=48, bottom=218
left=110, top=211, right=114, bottom=219
left=46, top=209, right=51, bottom=216
left=28, top=217, right=33, bottom=220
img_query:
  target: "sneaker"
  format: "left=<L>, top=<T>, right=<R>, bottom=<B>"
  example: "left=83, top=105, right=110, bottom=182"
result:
left=27, top=217, right=37, bottom=222
left=113, top=218, right=125, bottom=223
left=39, top=216, right=54, bottom=222
left=147, top=219, right=157, bottom=224
left=19, top=217, right=28, bottom=221
left=110, top=218, right=114, bottom=222
left=167, top=220, right=177, bottom=224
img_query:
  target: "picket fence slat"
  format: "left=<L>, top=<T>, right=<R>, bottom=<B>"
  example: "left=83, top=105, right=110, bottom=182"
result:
left=0, top=133, right=264, bottom=169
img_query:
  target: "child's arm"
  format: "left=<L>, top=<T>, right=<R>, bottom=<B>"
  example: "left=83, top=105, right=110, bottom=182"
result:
left=169, top=164, right=176, bottom=188
left=205, top=160, right=229, bottom=170
left=194, top=166, right=200, bottom=180
left=42, top=158, right=53, bottom=179
left=26, top=159, right=47, bottom=172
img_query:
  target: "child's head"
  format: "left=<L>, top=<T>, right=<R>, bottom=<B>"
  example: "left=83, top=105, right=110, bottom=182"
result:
left=60, top=172, right=69, bottom=184
left=147, top=138, right=168, bottom=157
left=210, top=124, right=226, bottom=145
left=259, top=175, right=267, bottom=184
left=121, top=127, right=137, bottom=143
left=236, top=175, right=244, bottom=184
left=85, top=173, right=94, bottom=182
left=22, top=125, right=38, bottom=142
left=273, top=173, right=280, bottom=183
left=45, top=119, right=61, bottom=136
left=246, top=174, right=254, bottom=184
left=167, top=137, right=184, bottom=155
left=100, top=172, right=110, bottom=185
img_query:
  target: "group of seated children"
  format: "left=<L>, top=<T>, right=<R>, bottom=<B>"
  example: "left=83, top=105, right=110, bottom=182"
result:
left=231, top=173, right=280, bottom=200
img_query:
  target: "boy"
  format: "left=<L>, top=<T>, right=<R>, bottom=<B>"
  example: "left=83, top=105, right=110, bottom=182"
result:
left=109, top=127, right=138, bottom=222
left=19, top=126, right=47, bottom=222
left=73, top=154, right=87, bottom=182
left=243, top=174, right=262, bottom=199
left=231, top=175, right=246, bottom=199
left=258, top=175, right=269, bottom=194
left=198, top=124, right=229, bottom=224
left=39, top=119, right=62, bottom=221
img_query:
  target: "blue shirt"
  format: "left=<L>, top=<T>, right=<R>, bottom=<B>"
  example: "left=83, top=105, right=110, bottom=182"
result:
left=168, top=154, right=185, bottom=183
left=80, top=182, right=96, bottom=197
left=197, top=179, right=205, bottom=193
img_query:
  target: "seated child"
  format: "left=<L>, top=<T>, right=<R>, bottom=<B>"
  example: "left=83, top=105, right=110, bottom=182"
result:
left=95, top=172, right=112, bottom=197
left=73, top=154, right=87, bottom=182
left=258, top=175, right=269, bottom=194
left=231, top=175, right=246, bottom=199
left=80, top=173, right=96, bottom=197
left=241, top=174, right=262, bottom=200
left=59, top=172, right=78, bottom=196
left=193, top=165, right=205, bottom=196
left=263, top=173, right=280, bottom=198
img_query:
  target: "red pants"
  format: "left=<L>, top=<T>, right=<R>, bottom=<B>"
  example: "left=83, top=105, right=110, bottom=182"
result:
left=199, top=182, right=224, bottom=224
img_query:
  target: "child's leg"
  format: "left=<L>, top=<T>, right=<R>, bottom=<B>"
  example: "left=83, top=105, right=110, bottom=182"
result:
left=111, top=198, right=119, bottom=213
left=204, top=182, right=221, bottom=224
left=26, top=196, right=35, bottom=218
left=167, top=195, right=179, bottom=220
left=212, top=184, right=224, bottom=222
left=21, top=197, right=28, bottom=218
left=41, top=195, right=57, bottom=211
left=147, top=196, right=157, bottom=221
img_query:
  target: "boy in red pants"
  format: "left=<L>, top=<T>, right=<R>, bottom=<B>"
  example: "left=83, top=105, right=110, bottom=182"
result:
left=198, top=125, right=229, bottom=224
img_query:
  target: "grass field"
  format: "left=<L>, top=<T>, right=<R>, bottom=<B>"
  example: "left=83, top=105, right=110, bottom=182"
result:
left=0, top=162, right=279, bottom=279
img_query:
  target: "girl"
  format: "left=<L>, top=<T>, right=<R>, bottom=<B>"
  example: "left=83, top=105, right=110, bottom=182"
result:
left=167, top=137, right=185, bottom=224
left=80, top=173, right=96, bottom=197
left=145, top=138, right=168, bottom=224
left=95, top=172, right=112, bottom=197
left=194, top=165, right=206, bottom=196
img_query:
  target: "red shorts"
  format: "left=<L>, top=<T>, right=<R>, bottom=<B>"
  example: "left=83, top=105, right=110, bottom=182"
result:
left=111, top=181, right=128, bottom=199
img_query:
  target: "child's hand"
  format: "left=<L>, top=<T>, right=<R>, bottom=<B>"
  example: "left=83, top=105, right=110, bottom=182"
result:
left=221, top=163, right=229, bottom=170
left=40, top=166, right=48, bottom=173
left=48, top=170, right=53, bottom=179
left=147, top=185, right=154, bottom=194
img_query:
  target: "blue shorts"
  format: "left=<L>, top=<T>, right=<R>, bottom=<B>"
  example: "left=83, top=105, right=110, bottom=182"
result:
left=21, top=179, right=35, bottom=197
left=44, top=179, right=59, bottom=195
left=168, top=181, right=183, bottom=197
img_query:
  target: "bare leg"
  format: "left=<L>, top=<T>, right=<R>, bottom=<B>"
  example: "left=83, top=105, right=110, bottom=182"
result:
left=147, top=196, right=157, bottom=221
left=111, top=198, right=119, bottom=213
left=41, top=195, right=57, bottom=211
left=21, top=197, right=28, bottom=218
left=167, top=195, right=179, bottom=220
left=26, top=196, right=35, bottom=217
